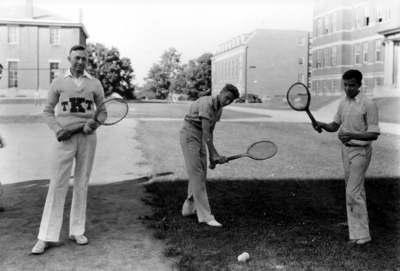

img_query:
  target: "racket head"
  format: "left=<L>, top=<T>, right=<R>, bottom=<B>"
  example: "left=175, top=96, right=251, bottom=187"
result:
left=287, top=82, right=311, bottom=111
left=95, top=98, right=128, bottom=125
left=246, top=141, right=277, bottom=160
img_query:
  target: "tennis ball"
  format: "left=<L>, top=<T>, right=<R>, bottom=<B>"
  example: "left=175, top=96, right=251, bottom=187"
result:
left=237, top=252, right=250, bottom=262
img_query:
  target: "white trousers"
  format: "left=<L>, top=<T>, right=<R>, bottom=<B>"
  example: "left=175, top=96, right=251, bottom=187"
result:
left=38, top=132, right=97, bottom=242
left=180, top=123, right=215, bottom=223
left=341, top=144, right=372, bottom=240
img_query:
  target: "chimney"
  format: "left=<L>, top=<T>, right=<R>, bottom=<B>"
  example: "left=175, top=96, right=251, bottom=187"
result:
left=79, top=9, right=83, bottom=23
left=26, top=0, right=33, bottom=19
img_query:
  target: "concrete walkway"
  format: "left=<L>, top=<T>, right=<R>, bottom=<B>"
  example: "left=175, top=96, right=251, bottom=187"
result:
left=224, top=103, right=400, bottom=135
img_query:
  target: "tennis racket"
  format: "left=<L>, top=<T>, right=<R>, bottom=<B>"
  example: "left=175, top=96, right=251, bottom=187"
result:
left=58, top=98, right=129, bottom=142
left=287, top=82, right=322, bottom=133
left=209, top=141, right=277, bottom=170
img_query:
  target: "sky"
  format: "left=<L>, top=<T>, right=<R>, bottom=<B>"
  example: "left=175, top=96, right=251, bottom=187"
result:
left=3, top=0, right=314, bottom=86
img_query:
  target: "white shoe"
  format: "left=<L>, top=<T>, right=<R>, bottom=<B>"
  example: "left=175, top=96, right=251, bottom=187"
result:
left=206, top=220, right=222, bottom=227
left=69, top=234, right=88, bottom=245
left=32, top=240, right=49, bottom=254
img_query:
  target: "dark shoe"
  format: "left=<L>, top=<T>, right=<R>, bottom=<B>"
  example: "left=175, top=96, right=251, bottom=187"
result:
left=348, top=237, right=371, bottom=245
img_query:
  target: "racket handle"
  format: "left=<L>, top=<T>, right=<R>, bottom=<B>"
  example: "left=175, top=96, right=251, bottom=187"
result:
left=57, top=125, right=84, bottom=142
left=306, top=110, right=322, bottom=133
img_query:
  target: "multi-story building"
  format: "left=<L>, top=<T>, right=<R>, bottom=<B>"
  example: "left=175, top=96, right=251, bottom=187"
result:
left=0, top=0, right=88, bottom=97
left=211, top=29, right=310, bottom=100
left=312, top=0, right=400, bottom=96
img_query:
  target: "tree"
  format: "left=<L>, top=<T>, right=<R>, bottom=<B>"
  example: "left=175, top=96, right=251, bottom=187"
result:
left=185, top=53, right=213, bottom=100
left=86, top=43, right=136, bottom=99
left=144, top=48, right=182, bottom=99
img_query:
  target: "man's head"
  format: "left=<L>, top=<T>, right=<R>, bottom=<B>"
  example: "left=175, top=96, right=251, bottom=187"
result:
left=68, top=45, right=88, bottom=77
left=0, top=64, right=3, bottom=80
left=342, top=69, right=362, bottom=99
left=219, top=84, right=240, bottom=107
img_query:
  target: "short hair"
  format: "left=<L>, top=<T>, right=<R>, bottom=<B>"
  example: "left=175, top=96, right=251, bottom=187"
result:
left=0, top=64, right=3, bottom=69
left=342, top=69, right=363, bottom=84
left=221, top=84, right=240, bottom=99
left=69, top=45, right=87, bottom=54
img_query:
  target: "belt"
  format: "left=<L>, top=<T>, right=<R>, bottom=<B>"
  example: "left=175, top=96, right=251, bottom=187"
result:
left=344, top=143, right=366, bottom=147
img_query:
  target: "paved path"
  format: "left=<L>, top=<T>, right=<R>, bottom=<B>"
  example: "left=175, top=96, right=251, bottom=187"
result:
left=223, top=102, right=400, bottom=135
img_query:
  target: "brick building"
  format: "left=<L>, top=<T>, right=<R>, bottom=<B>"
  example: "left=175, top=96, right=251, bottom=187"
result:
left=312, top=0, right=400, bottom=96
left=0, top=0, right=88, bottom=97
left=211, top=29, right=310, bottom=100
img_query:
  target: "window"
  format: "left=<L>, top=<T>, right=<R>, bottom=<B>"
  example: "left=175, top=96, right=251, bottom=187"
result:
left=355, top=44, right=361, bottom=64
left=374, top=77, right=382, bottom=87
left=317, top=50, right=322, bottom=68
left=324, top=16, right=329, bottom=34
left=50, top=62, right=59, bottom=83
left=299, top=36, right=305, bottom=46
left=8, top=26, right=18, bottom=43
left=356, top=8, right=362, bottom=29
left=298, top=74, right=304, bottom=83
left=332, top=12, right=337, bottom=32
left=299, top=57, right=304, bottom=65
left=363, top=42, right=368, bottom=63
left=8, top=62, right=18, bottom=88
left=323, top=80, right=329, bottom=93
left=375, top=40, right=382, bottom=62
left=317, top=81, right=322, bottom=94
left=364, top=5, right=370, bottom=26
left=362, top=81, right=368, bottom=93
left=331, top=46, right=337, bottom=66
left=324, top=48, right=329, bottom=67
left=50, top=28, right=60, bottom=45
left=331, top=80, right=337, bottom=94
left=377, top=2, right=382, bottom=22
left=317, top=18, right=322, bottom=36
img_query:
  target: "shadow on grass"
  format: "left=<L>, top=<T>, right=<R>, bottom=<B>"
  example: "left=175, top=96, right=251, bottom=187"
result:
left=143, top=177, right=400, bottom=271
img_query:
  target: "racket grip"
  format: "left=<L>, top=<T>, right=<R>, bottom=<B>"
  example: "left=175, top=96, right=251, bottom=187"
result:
left=57, top=125, right=84, bottom=142
left=306, top=110, right=323, bottom=133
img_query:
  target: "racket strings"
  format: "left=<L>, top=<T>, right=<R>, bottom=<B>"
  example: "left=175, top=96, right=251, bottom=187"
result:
left=95, top=98, right=128, bottom=125
left=287, top=84, right=310, bottom=110
left=247, top=142, right=277, bottom=160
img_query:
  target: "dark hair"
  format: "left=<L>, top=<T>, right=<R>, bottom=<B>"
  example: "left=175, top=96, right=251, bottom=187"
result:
left=0, top=64, right=3, bottom=69
left=69, top=45, right=87, bottom=54
left=221, top=84, right=240, bottom=99
left=342, top=69, right=363, bottom=84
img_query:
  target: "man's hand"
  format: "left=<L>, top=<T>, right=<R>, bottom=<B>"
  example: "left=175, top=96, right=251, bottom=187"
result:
left=338, top=127, right=352, bottom=144
left=57, top=129, right=71, bottom=141
left=312, top=121, right=324, bottom=132
left=210, top=155, right=228, bottom=165
left=83, top=119, right=97, bottom=135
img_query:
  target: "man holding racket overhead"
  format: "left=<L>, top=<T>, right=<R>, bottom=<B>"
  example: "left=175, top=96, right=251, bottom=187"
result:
left=313, top=70, right=380, bottom=245
left=32, top=45, right=107, bottom=254
left=180, top=84, right=239, bottom=227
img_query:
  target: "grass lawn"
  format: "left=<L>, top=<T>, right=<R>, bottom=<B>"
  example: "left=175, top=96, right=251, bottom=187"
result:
left=136, top=119, right=400, bottom=271
left=373, top=97, right=400, bottom=124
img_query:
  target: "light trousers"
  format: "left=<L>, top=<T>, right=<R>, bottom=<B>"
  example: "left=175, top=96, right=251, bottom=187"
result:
left=180, top=122, right=215, bottom=223
left=38, top=132, right=97, bottom=242
left=341, top=144, right=372, bottom=240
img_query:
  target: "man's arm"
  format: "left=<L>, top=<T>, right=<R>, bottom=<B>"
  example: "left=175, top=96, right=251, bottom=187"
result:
left=43, top=81, right=71, bottom=141
left=313, top=121, right=340, bottom=133
left=201, top=118, right=226, bottom=164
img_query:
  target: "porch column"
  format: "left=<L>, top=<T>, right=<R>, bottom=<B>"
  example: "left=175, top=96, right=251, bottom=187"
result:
left=384, top=41, right=394, bottom=85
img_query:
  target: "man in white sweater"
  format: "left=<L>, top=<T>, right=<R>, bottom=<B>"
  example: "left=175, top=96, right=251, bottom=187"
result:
left=32, top=45, right=107, bottom=254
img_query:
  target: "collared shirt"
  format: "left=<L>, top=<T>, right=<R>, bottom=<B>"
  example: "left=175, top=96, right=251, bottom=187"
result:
left=334, top=92, right=380, bottom=146
left=184, top=95, right=222, bottom=130
left=63, top=68, right=93, bottom=87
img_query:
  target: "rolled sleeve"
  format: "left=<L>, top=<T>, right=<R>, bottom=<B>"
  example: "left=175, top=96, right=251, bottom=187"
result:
left=333, top=102, right=342, bottom=125
left=366, top=102, right=380, bottom=134
left=198, top=104, right=211, bottom=120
